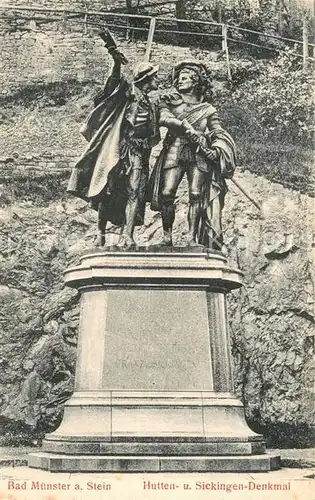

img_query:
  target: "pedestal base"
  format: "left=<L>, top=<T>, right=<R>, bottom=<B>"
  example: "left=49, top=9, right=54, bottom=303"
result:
left=28, top=250, right=280, bottom=473
left=29, top=390, right=280, bottom=472
left=29, top=453, right=280, bottom=473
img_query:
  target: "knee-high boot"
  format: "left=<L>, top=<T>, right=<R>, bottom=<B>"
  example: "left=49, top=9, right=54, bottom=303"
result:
left=96, top=201, right=107, bottom=247
left=118, top=194, right=138, bottom=248
left=161, top=196, right=175, bottom=246
left=187, top=199, right=202, bottom=246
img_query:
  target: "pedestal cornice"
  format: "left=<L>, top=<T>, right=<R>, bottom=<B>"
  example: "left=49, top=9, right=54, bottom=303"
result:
left=64, top=249, right=243, bottom=291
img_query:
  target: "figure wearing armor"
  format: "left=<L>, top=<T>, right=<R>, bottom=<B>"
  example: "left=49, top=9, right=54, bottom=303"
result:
left=150, top=61, right=236, bottom=250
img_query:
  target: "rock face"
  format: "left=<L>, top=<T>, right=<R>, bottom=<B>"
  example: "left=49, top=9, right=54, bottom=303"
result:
left=223, top=172, right=315, bottom=446
left=0, top=195, right=81, bottom=438
left=0, top=169, right=314, bottom=446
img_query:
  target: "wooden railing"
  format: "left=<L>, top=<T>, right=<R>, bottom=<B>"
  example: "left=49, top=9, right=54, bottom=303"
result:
left=1, top=3, right=314, bottom=78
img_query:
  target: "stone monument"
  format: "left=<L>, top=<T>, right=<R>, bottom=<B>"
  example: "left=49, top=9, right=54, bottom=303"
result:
left=29, top=35, right=280, bottom=472
left=29, top=248, right=280, bottom=472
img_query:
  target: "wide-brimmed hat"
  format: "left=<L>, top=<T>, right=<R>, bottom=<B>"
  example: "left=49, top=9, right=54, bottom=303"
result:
left=133, top=62, right=159, bottom=84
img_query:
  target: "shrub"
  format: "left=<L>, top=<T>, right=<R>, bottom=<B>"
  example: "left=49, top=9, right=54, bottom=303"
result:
left=216, top=50, right=314, bottom=193
left=229, top=49, right=314, bottom=147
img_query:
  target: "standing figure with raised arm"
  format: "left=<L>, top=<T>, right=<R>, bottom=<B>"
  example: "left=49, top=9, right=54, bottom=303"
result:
left=67, top=30, right=159, bottom=248
left=150, top=61, right=236, bottom=250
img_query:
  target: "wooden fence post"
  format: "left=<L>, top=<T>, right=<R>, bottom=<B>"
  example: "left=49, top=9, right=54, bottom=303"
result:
left=222, top=24, right=232, bottom=81
left=144, top=17, right=156, bottom=62
left=62, top=10, right=67, bottom=31
left=302, top=16, right=309, bottom=68
left=126, top=17, right=130, bottom=41
left=221, top=23, right=225, bottom=51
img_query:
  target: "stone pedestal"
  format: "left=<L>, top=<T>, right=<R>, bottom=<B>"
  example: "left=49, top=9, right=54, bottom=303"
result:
left=29, top=249, right=280, bottom=472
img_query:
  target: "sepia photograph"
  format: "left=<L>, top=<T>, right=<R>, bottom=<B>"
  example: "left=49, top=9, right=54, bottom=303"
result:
left=0, top=0, right=314, bottom=498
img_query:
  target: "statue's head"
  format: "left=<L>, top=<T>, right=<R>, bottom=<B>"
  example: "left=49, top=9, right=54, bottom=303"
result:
left=172, top=61, right=212, bottom=100
left=133, top=62, right=159, bottom=91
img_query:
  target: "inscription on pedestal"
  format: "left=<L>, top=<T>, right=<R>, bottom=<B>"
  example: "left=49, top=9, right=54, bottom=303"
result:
left=99, top=289, right=214, bottom=391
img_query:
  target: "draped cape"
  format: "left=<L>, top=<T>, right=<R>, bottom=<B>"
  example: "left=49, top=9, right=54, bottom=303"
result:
left=67, top=77, right=159, bottom=226
left=67, top=79, right=129, bottom=202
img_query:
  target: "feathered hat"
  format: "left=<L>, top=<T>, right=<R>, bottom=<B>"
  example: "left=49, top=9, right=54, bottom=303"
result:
left=171, top=60, right=209, bottom=83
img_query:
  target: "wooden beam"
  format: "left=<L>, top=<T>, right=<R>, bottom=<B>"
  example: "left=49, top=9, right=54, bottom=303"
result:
left=303, top=16, right=309, bottom=67
left=222, top=24, right=231, bottom=81
left=144, top=17, right=156, bottom=62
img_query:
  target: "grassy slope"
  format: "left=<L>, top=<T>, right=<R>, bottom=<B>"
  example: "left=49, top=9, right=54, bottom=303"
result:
left=227, top=131, right=313, bottom=196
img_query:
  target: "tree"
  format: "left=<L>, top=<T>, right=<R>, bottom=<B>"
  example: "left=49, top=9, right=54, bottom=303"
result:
left=125, top=0, right=141, bottom=13
left=175, top=0, right=189, bottom=31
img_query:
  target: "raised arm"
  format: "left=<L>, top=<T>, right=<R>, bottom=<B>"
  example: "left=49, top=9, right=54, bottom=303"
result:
left=94, top=30, right=129, bottom=106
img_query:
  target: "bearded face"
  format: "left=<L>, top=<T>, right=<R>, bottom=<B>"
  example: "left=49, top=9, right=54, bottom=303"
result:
left=176, top=68, right=200, bottom=94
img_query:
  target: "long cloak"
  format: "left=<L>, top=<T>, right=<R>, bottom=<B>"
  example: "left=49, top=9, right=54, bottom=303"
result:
left=67, top=79, right=130, bottom=203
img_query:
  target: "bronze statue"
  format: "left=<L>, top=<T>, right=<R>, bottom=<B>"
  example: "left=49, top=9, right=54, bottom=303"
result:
left=67, top=30, right=160, bottom=248
left=150, top=61, right=236, bottom=250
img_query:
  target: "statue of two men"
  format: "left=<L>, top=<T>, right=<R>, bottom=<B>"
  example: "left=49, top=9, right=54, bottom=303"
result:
left=67, top=32, right=236, bottom=251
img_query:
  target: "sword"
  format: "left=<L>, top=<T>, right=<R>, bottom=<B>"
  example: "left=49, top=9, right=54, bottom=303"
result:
left=196, top=142, right=262, bottom=212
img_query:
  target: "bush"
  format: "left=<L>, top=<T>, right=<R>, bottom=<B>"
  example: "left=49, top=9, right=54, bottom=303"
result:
left=216, top=50, right=314, bottom=193
left=0, top=416, right=43, bottom=446
left=229, top=49, right=314, bottom=147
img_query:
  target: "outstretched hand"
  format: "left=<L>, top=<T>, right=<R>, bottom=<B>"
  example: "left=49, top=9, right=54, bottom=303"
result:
left=98, top=30, right=129, bottom=65
left=188, top=131, right=202, bottom=143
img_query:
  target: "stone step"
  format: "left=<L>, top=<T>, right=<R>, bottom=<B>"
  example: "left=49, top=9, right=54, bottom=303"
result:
left=28, top=452, right=281, bottom=473
left=2, top=447, right=314, bottom=469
